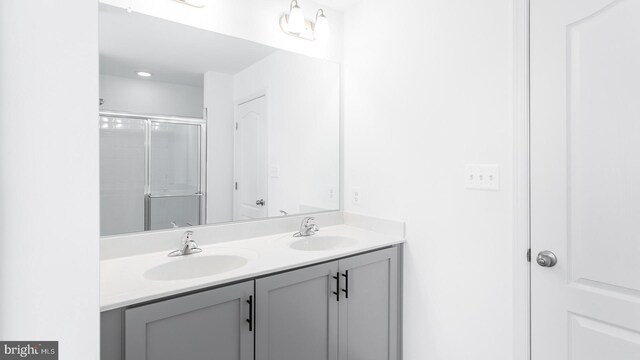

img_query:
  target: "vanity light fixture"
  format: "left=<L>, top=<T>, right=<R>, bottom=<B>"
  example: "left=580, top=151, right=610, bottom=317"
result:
left=280, top=0, right=330, bottom=41
left=136, top=71, right=152, bottom=77
left=287, top=0, right=305, bottom=34
left=313, top=9, right=330, bottom=41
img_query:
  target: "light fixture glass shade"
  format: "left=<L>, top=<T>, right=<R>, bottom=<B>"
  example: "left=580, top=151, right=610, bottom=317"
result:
left=314, top=12, right=330, bottom=41
left=288, top=4, right=305, bottom=34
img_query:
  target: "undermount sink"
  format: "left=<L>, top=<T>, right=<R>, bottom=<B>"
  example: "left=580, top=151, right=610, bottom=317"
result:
left=144, top=255, right=248, bottom=281
left=290, top=235, right=358, bottom=251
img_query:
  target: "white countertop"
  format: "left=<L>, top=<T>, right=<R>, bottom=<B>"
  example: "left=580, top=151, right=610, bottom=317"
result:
left=100, top=224, right=404, bottom=311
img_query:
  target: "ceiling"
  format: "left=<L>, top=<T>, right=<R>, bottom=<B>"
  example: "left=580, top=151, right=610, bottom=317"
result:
left=99, top=4, right=277, bottom=87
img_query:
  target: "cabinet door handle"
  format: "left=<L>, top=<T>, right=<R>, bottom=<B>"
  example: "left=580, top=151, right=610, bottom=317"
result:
left=246, top=295, right=253, bottom=331
left=341, top=271, right=349, bottom=299
left=332, top=272, right=340, bottom=302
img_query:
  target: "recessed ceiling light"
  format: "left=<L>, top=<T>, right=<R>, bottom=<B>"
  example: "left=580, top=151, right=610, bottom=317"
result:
left=136, top=71, right=152, bottom=77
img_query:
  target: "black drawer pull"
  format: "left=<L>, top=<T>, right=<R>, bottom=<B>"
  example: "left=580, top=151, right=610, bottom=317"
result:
left=341, top=271, right=349, bottom=298
left=332, top=272, right=340, bottom=302
left=246, top=295, right=253, bottom=331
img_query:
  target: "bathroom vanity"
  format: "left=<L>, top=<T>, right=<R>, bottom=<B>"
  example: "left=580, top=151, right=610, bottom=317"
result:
left=96, top=4, right=403, bottom=359
left=100, top=216, right=404, bottom=360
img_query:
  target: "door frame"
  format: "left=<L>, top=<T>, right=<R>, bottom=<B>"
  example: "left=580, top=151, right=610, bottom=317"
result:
left=513, top=1, right=531, bottom=360
left=233, top=91, right=269, bottom=221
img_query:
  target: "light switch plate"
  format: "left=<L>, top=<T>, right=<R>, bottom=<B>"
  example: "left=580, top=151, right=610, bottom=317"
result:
left=465, top=164, right=500, bottom=191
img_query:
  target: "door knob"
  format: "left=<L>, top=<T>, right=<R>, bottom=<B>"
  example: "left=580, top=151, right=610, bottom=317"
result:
left=256, top=199, right=265, bottom=206
left=536, top=250, right=557, bottom=267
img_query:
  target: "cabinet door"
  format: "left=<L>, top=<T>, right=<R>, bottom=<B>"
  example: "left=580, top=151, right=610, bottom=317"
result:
left=338, top=247, right=399, bottom=360
left=125, top=281, right=254, bottom=360
left=255, top=261, right=339, bottom=360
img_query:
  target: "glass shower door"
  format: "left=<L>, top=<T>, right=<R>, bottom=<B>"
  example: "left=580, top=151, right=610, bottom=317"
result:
left=100, top=116, right=147, bottom=236
left=146, top=121, right=205, bottom=231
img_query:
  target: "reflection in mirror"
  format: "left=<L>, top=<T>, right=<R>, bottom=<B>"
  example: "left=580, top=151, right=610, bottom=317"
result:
left=99, top=4, right=340, bottom=236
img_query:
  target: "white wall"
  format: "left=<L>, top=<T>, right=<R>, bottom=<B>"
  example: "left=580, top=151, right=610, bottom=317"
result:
left=99, top=0, right=344, bottom=63
left=234, top=51, right=341, bottom=216
left=100, top=74, right=203, bottom=118
left=343, top=1, right=514, bottom=359
left=0, top=0, right=100, bottom=358
left=204, top=71, right=235, bottom=223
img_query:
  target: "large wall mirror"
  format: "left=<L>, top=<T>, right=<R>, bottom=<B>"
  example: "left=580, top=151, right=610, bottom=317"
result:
left=99, top=4, right=340, bottom=236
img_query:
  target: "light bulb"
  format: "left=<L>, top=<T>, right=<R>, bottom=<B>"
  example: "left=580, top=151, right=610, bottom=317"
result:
left=314, top=10, right=330, bottom=41
left=288, top=2, right=305, bottom=34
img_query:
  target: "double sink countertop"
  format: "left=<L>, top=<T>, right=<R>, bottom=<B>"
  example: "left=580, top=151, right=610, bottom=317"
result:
left=101, top=215, right=405, bottom=312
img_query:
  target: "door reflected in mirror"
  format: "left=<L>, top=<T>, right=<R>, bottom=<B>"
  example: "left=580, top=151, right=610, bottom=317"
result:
left=99, top=4, right=340, bottom=236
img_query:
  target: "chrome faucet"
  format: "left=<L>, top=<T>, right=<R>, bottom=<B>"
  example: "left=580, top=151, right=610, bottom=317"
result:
left=294, top=217, right=319, bottom=237
left=168, top=231, right=202, bottom=257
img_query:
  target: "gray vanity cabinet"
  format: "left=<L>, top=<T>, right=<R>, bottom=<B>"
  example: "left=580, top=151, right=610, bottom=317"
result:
left=103, top=247, right=401, bottom=360
left=124, top=280, right=254, bottom=360
left=254, top=247, right=399, bottom=360
left=255, top=261, right=340, bottom=360
left=338, top=247, right=399, bottom=360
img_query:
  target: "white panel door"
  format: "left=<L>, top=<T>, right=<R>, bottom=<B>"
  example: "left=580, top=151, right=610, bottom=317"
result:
left=234, top=95, right=268, bottom=220
left=531, top=1, right=640, bottom=359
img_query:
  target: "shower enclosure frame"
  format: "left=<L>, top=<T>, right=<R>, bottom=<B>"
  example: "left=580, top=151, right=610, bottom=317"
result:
left=99, top=110, right=207, bottom=232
